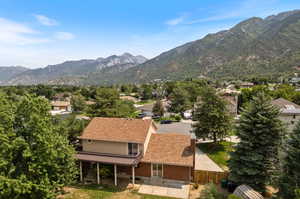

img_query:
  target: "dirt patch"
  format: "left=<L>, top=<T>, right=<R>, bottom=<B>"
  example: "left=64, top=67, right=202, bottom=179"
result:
left=110, top=190, right=141, bottom=199
left=189, top=184, right=205, bottom=199
left=57, top=186, right=89, bottom=199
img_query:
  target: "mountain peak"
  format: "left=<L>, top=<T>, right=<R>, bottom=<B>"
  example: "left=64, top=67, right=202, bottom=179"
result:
left=121, top=52, right=133, bottom=57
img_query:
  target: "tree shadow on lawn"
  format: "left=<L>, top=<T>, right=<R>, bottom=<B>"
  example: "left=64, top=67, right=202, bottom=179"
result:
left=68, top=183, right=121, bottom=193
left=197, top=141, right=234, bottom=169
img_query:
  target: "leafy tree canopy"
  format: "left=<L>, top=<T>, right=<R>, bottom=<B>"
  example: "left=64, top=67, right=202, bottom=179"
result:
left=0, top=94, right=77, bottom=199
left=192, top=86, right=232, bottom=142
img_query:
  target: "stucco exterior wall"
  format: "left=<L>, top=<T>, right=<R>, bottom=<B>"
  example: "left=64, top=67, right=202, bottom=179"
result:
left=82, top=140, right=128, bottom=155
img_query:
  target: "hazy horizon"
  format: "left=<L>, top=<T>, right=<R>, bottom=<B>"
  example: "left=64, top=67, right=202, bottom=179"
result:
left=1, top=0, right=300, bottom=68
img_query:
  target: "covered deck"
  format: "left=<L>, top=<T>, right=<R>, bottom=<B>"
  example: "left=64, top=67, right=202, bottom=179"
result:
left=76, top=151, right=142, bottom=186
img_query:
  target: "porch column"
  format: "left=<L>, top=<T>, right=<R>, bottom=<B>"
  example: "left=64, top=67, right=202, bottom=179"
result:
left=79, top=161, right=83, bottom=182
left=114, top=164, right=117, bottom=186
left=132, top=166, right=135, bottom=185
left=97, top=162, right=100, bottom=184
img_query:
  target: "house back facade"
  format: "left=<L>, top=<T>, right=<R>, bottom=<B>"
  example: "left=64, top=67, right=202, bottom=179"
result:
left=76, top=117, right=195, bottom=185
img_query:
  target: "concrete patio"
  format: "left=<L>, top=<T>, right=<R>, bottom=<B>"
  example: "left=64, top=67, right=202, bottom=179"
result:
left=138, top=183, right=190, bottom=199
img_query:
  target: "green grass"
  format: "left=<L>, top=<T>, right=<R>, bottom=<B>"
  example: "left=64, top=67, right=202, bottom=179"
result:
left=138, top=193, right=177, bottom=199
left=136, top=100, right=155, bottom=105
left=61, top=184, right=177, bottom=199
left=198, top=141, right=235, bottom=170
left=63, top=184, right=119, bottom=199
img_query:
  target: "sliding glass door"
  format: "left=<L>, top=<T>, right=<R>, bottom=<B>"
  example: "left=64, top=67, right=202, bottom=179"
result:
left=152, top=164, right=163, bottom=178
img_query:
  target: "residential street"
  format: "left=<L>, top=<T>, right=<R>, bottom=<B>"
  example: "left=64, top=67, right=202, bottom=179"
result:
left=156, top=122, right=192, bottom=134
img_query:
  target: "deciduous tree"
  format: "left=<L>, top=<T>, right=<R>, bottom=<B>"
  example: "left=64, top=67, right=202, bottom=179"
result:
left=71, top=94, right=86, bottom=113
left=192, top=87, right=232, bottom=142
left=0, top=95, right=77, bottom=199
left=152, top=100, right=165, bottom=116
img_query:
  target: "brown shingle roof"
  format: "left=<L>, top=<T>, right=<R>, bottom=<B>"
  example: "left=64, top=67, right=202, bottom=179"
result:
left=79, top=117, right=153, bottom=144
left=142, top=133, right=193, bottom=167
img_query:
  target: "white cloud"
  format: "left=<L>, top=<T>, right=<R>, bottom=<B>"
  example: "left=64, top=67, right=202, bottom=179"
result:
left=0, top=18, right=50, bottom=45
left=33, top=14, right=58, bottom=26
left=165, top=13, right=187, bottom=26
left=54, top=32, right=75, bottom=40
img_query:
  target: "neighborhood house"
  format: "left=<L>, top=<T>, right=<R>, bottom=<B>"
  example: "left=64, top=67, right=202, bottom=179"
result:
left=76, top=117, right=195, bottom=186
left=271, top=98, right=300, bottom=130
left=50, top=101, right=72, bottom=115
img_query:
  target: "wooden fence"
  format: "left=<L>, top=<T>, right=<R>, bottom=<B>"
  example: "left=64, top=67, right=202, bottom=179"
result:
left=194, top=170, right=229, bottom=184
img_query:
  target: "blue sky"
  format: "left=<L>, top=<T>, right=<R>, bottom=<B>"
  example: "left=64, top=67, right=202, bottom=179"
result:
left=0, top=0, right=300, bottom=68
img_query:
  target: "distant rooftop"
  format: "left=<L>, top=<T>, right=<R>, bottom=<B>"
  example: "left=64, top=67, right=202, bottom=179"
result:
left=271, top=98, right=300, bottom=114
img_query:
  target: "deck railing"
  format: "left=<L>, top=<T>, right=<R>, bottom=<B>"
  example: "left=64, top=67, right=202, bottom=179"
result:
left=77, top=150, right=142, bottom=159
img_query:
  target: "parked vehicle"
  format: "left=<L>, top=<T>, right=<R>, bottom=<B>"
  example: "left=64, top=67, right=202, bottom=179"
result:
left=160, top=120, right=173, bottom=124
left=137, top=113, right=147, bottom=118
left=151, top=115, right=160, bottom=120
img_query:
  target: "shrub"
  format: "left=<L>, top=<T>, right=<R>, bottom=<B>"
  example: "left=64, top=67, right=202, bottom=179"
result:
left=227, top=194, right=242, bottom=199
left=200, top=183, right=227, bottom=199
left=173, top=114, right=182, bottom=121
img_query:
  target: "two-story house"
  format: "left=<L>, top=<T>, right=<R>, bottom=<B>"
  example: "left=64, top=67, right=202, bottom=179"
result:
left=76, top=117, right=195, bottom=186
left=271, top=98, right=300, bottom=131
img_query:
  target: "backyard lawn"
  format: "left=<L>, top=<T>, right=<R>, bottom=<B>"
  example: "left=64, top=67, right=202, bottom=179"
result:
left=197, top=141, right=235, bottom=170
left=59, top=184, right=176, bottom=199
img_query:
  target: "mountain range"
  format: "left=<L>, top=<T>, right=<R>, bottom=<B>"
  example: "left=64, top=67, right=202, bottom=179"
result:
left=0, top=66, right=29, bottom=84
left=2, top=10, right=300, bottom=85
left=3, top=53, right=147, bottom=85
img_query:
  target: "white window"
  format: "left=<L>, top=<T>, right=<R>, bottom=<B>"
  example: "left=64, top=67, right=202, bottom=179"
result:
left=128, top=143, right=138, bottom=155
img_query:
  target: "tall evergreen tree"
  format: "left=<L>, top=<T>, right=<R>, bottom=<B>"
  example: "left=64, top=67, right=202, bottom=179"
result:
left=192, top=86, right=232, bottom=142
left=229, top=93, right=283, bottom=193
left=0, top=95, right=77, bottom=199
left=278, top=121, right=300, bottom=199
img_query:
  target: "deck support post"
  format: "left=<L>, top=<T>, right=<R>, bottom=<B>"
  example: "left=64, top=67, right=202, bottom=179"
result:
left=132, top=166, right=135, bottom=185
left=114, top=164, right=117, bottom=186
left=97, top=162, right=100, bottom=184
left=79, top=161, right=83, bottom=182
